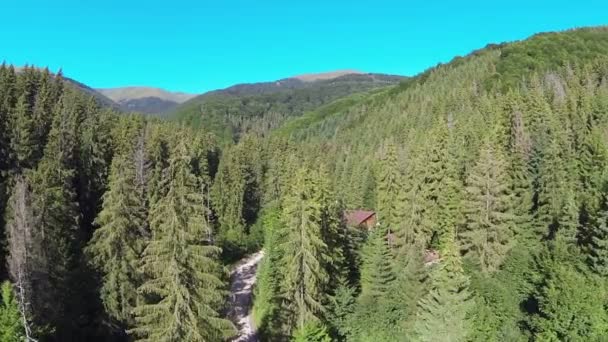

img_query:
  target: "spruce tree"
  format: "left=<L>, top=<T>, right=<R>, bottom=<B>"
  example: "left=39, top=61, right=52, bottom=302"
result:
left=535, top=136, right=578, bottom=239
left=211, top=145, right=247, bottom=248
left=0, top=282, right=26, bottom=341
left=532, top=238, right=608, bottom=340
left=10, top=93, right=35, bottom=171
left=253, top=207, right=284, bottom=339
left=0, top=64, right=16, bottom=175
left=587, top=199, right=608, bottom=276
left=278, top=167, right=331, bottom=332
left=461, top=138, right=515, bottom=273
left=359, top=228, right=396, bottom=301
left=26, top=90, right=82, bottom=337
left=86, top=152, right=145, bottom=326
left=291, top=321, right=332, bottom=342
left=131, top=137, right=235, bottom=341
left=376, top=142, right=402, bottom=231
left=413, top=227, right=473, bottom=342
left=30, top=68, right=55, bottom=163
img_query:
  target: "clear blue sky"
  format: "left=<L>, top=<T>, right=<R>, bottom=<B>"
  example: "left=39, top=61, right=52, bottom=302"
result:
left=2, top=0, right=606, bottom=93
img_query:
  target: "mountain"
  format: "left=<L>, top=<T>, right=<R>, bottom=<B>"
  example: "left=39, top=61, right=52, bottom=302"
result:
left=64, top=77, right=121, bottom=109
left=168, top=71, right=405, bottom=142
left=97, top=87, right=196, bottom=115
left=242, top=26, right=608, bottom=340
left=277, top=26, right=608, bottom=142
left=293, top=69, right=363, bottom=82
left=4, top=25, right=608, bottom=342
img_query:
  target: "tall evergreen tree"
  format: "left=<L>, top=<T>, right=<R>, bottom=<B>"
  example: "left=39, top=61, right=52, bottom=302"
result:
left=278, top=167, right=331, bottom=332
left=587, top=198, right=608, bottom=276
left=131, top=137, right=235, bottom=341
left=86, top=151, right=145, bottom=327
left=25, top=90, right=82, bottom=338
left=376, top=142, right=402, bottom=230
left=413, top=227, right=473, bottom=342
left=359, top=228, right=396, bottom=301
left=0, top=281, right=26, bottom=341
left=531, top=237, right=608, bottom=340
left=10, top=93, right=36, bottom=171
left=461, top=138, right=515, bottom=273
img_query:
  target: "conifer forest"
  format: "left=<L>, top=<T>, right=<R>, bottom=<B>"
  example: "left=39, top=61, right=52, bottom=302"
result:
left=3, top=26, right=608, bottom=341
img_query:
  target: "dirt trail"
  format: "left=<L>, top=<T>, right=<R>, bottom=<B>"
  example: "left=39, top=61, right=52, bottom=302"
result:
left=227, top=250, right=265, bottom=342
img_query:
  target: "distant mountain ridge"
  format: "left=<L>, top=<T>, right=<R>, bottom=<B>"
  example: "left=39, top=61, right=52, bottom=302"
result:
left=97, top=87, right=196, bottom=115
left=168, top=71, right=406, bottom=142
left=97, top=87, right=196, bottom=103
left=292, top=69, right=363, bottom=82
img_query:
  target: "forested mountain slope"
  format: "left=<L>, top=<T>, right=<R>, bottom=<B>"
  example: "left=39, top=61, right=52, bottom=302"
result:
left=2, top=26, right=608, bottom=342
left=168, top=72, right=404, bottom=142
left=212, top=26, right=608, bottom=341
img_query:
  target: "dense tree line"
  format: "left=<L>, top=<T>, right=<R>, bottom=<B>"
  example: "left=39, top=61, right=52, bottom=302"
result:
left=0, top=64, right=235, bottom=341
left=247, top=27, right=608, bottom=341
left=2, top=27, right=608, bottom=342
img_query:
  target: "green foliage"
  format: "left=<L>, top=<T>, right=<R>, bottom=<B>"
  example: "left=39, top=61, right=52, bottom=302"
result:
left=376, top=142, right=402, bottom=230
left=3, top=26, right=608, bottom=342
left=0, top=282, right=25, bottom=342
left=461, top=137, right=515, bottom=273
left=291, top=321, right=332, bottom=342
left=252, top=207, right=284, bottom=339
left=495, top=27, right=608, bottom=90
left=278, top=167, right=331, bottom=332
left=86, top=150, right=145, bottom=326
left=531, top=238, right=608, bottom=340
left=359, top=228, right=395, bottom=300
left=413, top=229, right=473, bottom=342
left=131, top=137, right=235, bottom=341
left=170, top=74, right=403, bottom=142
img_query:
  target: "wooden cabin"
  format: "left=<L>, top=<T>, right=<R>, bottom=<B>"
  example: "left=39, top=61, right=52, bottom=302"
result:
left=344, top=210, right=377, bottom=230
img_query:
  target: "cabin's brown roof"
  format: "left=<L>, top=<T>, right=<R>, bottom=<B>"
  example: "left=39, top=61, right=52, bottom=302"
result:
left=344, top=210, right=375, bottom=226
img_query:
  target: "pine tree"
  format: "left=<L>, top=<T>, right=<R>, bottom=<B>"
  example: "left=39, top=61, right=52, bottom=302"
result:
left=326, top=276, right=356, bottom=339
left=78, top=102, right=115, bottom=239
left=278, top=167, right=331, bottom=332
left=0, top=64, right=16, bottom=175
left=461, top=138, right=515, bottom=273
left=359, top=228, right=396, bottom=301
left=86, top=151, right=145, bottom=326
left=532, top=238, right=608, bottom=340
left=0, top=282, right=26, bottom=341
left=578, top=129, right=608, bottom=213
left=291, top=321, right=332, bottom=342
left=376, top=142, right=402, bottom=230
left=26, top=90, right=82, bottom=337
left=10, top=92, right=36, bottom=171
left=587, top=199, right=608, bottom=276
left=252, top=207, right=284, bottom=340
left=211, top=145, right=247, bottom=248
left=535, top=136, right=578, bottom=239
left=30, top=68, right=55, bottom=163
left=506, top=97, right=535, bottom=244
left=397, top=153, right=434, bottom=247
left=413, top=227, right=473, bottom=342
left=131, top=137, right=235, bottom=341
left=391, top=246, right=428, bottom=331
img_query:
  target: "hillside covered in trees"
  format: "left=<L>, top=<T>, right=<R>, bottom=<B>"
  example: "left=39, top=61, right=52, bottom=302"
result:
left=2, top=26, right=608, bottom=342
left=168, top=73, right=404, bottom=143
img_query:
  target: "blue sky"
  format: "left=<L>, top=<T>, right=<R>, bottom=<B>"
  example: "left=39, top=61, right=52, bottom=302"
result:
left=2, top=0, right=606, bottom=93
